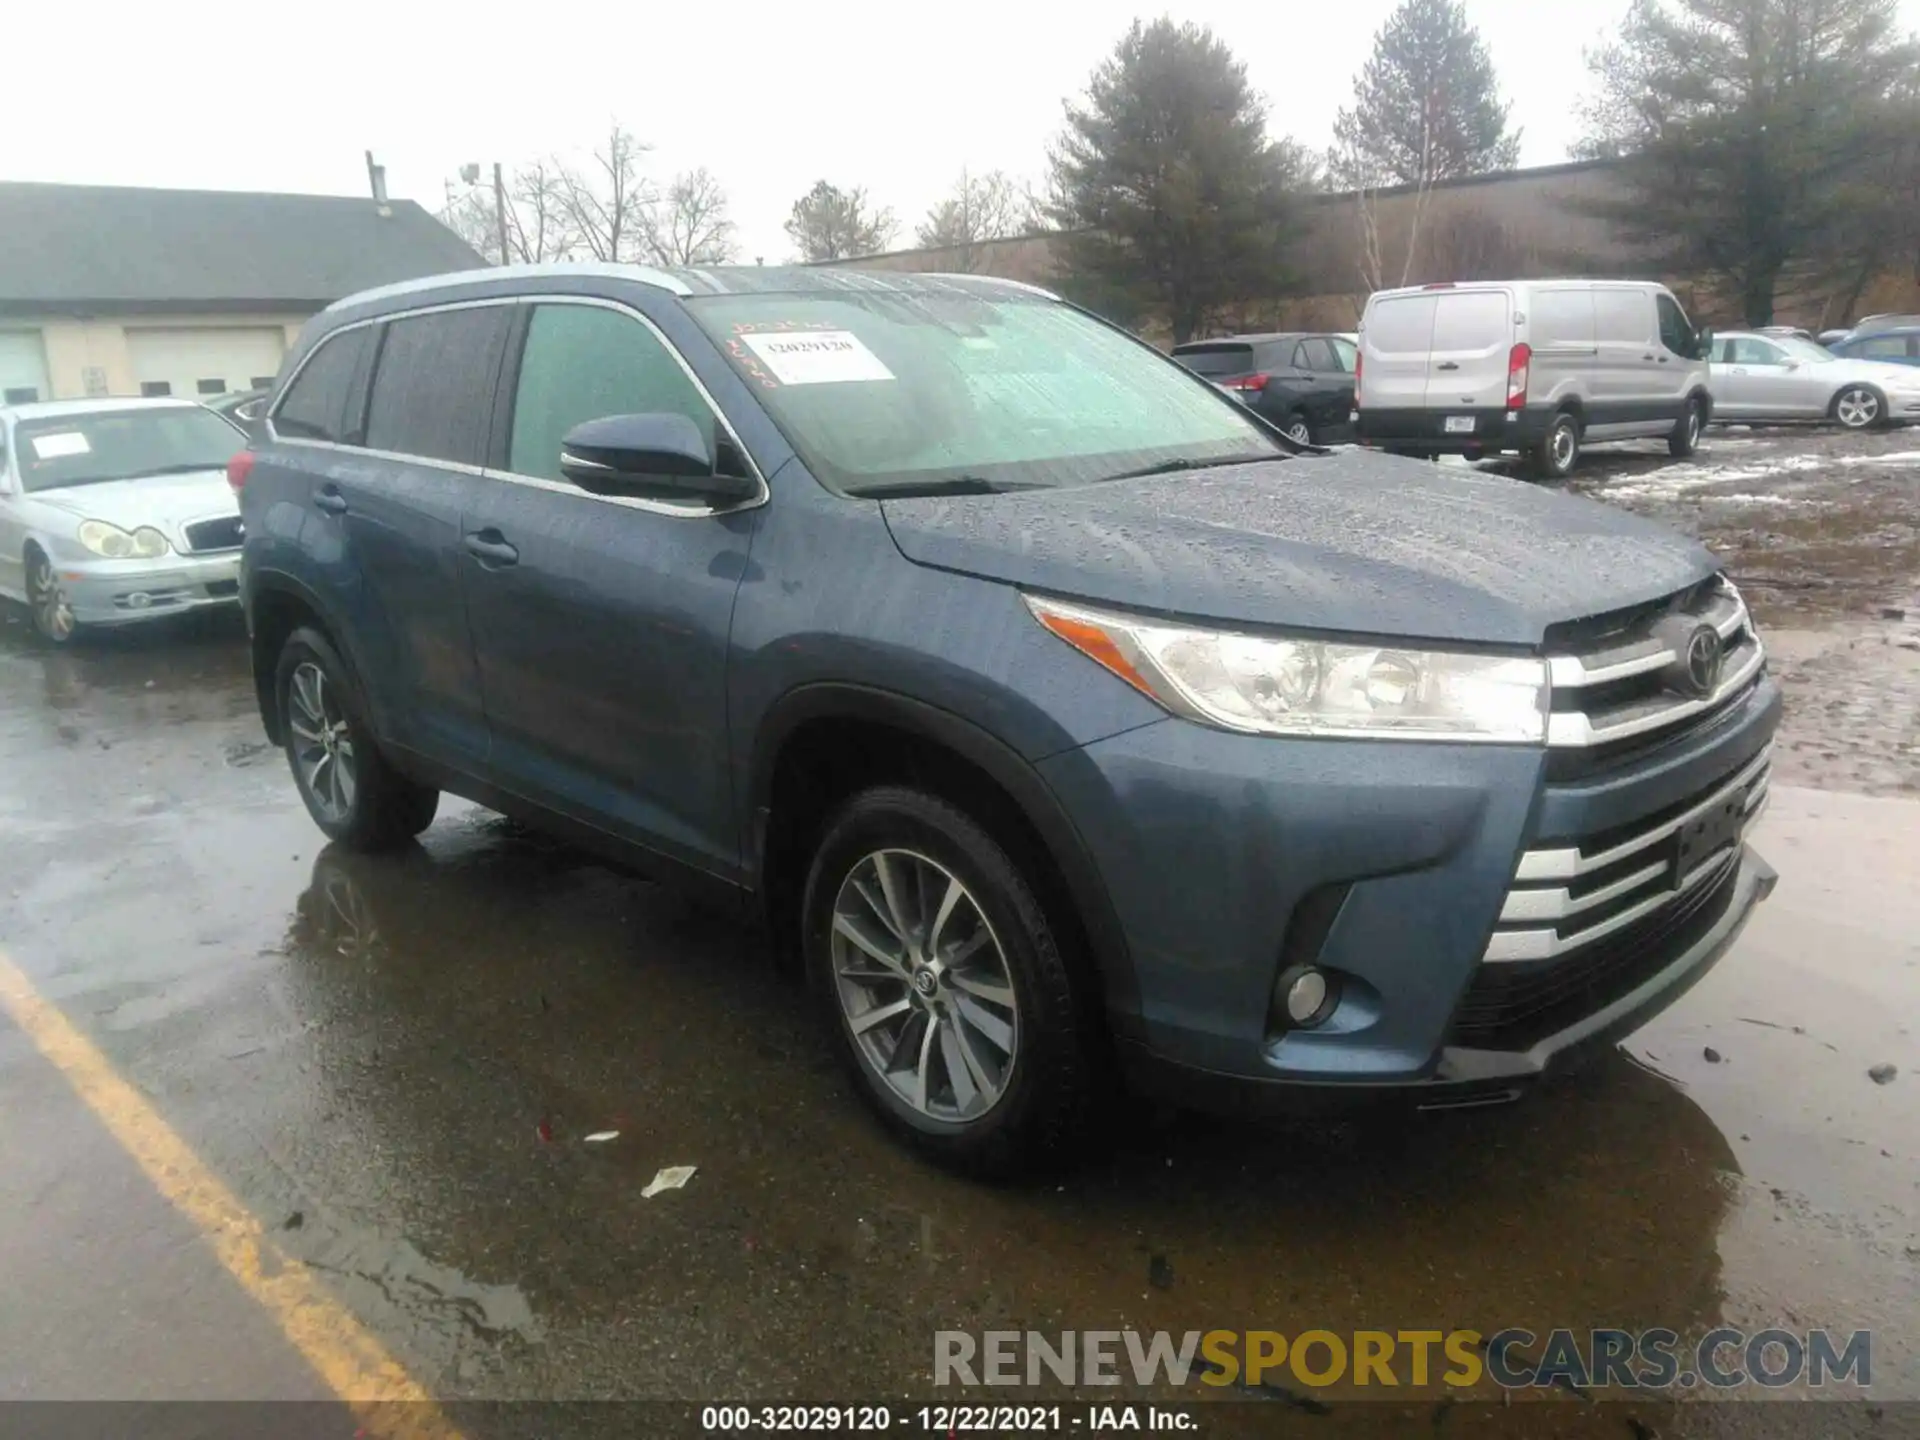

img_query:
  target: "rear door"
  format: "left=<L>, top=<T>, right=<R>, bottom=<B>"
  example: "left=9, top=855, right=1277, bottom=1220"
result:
left=1357, top=294, right=1438, bottom=413
left=1716, top=336, right=1796, bottom=417
left=324, top=304, right=509, bottom=767
left=1425, top=290, right=1514, bottom=416
left=1287, top=337, right=1355, bottom=437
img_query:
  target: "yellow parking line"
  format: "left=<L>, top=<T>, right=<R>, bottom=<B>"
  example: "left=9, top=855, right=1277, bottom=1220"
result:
left=0, top=948, right=460, bottom=1438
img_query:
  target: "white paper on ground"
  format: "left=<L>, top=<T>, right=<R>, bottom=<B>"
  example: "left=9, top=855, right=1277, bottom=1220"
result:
left=583, top=1131, right=619, bottom=1143
left=640, top=1164, right=698, bottom=1198
left=740, top=330, right=894, bottom=386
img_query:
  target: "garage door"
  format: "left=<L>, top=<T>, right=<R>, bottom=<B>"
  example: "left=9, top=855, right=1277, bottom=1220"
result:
left=1, top=330, right=50, bottom=404
left=126, top=327, right=286, bottom=401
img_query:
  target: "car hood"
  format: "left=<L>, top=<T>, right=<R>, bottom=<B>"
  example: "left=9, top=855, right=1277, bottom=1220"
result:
left=880, top=451, right=1719, bottom=647
left=27, top=469, right=237, bottom=536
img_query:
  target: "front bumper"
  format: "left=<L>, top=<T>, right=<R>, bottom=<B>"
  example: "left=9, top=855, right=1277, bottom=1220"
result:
left=1036, top=672, right=1782, bottom=1110
left=58, top=551, right=242, bottom=625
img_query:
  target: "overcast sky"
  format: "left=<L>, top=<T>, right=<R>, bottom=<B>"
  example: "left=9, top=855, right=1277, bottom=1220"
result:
left=6, top=0, right=1920, bottom=265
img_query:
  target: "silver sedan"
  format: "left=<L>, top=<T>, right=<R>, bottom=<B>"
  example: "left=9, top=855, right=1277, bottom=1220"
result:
left=1710, top=331, right=1920, bottom=430
left=0, top=398, right=248, bottom=645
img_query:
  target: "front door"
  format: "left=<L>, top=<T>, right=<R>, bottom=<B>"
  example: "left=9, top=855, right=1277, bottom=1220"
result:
left=1715, top=336, right=1801, bottom=418
left=461, top=299, right=758, bottom=880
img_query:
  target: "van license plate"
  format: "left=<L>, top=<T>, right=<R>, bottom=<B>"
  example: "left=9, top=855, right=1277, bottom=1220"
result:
left=1445, top=416, right=1476, bottom=434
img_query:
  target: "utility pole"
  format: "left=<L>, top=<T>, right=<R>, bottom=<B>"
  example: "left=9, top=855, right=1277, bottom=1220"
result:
left=493, top=162, right=510, bottom=266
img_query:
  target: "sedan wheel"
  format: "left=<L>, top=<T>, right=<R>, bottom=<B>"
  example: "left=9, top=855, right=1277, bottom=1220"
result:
left=829, top=848, right=1019, bottom=1124
left=1282, top=416, right=1313, bottom=445
left=26, top=552, right=77, bottom=645
left=1833, top=386, right=1881, bottom=429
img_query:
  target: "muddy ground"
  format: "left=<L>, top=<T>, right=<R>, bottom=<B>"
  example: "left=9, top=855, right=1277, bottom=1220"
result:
left=0, top=425, right=1914, bottom=1437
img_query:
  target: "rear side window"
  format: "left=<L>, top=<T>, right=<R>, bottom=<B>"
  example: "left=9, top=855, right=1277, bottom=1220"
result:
left=1327, top=337, right=1357, bottom=372
left=1296, top=338, right=1337, bottom=370
left=1726, top=337, right=1783, bottom=365
left=274, top=328, right=371, bottom=442
left=1594, top=290, right=1653, bottom=345
left=1365, top=296, right=1438, bottom=353
left=1171, top=344, right=1256, bottom=378
left=1530, top=290, right=1595, bottom=347
left=1430, top=292, right=1510, bottom=351
left=507, top=303, right=712, bottom=483
left=1855, top=335, right=1911, bottom=359
left=364, top=306, right=512, bottom=466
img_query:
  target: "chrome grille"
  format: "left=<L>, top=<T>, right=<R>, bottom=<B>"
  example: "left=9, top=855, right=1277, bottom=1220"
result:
left=1484, top=744, right=1770, bottom=964
left=1546, top=577, right=1763, bottom=753
left=183, top=515, right=244, bottom=553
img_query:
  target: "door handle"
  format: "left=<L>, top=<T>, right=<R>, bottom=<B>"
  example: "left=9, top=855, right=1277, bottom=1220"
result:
left=313, top=489, right=347, bottom=514
left=462, top=530, right=519, bottom=567
left=1642, top=353, right=1655, bottom=361
left=1657, top=355, right=1670, bottom=363
left=1436, top=361, right=1460, bottom=371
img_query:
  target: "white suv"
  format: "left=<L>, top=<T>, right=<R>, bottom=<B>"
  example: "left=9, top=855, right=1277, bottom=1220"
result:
left=1354, top=279, right=1714, bottom=479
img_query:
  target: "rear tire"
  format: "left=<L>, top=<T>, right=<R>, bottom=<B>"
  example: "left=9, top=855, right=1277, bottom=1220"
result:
left=274, top=626, right=439, bottom=850
left=1831, top=384, right=1884, bottom=430
left=1280, top=412, right=1313, bottom=445
left=1529, top=411, right=1581, bottom=480
left=801, top=784, right=1096, bottom=1178
left=1668, top=397, right=1705, bottom=457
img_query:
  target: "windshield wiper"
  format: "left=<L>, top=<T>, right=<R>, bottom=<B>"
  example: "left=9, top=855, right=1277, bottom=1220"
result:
left=843, top=475, right=1050, bottom=498
left=1097, top=452, right=1281, bottom=484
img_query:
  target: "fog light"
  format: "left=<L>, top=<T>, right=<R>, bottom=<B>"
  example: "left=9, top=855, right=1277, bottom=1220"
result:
left=1279, top=966, right=1335, bottom=1027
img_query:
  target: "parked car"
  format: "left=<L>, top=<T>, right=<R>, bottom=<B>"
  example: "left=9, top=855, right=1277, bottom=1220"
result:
left=1844, top=313, right=1920, bottom=338
left=1170, top=332, right=1358, bottom=443
left=1711, top=330, right=1920, bottom=428
left=210, top=386, right=273, bottom=439
left=1354, top=279, right=1713, bottom=479
left=1826, top=325, right=1920, bottom=370
left=0, top=397, right=247, bottom=644
left=238, top=263, right=1780, bottom=1173
left=1756, top=325, right=1815, bottom=343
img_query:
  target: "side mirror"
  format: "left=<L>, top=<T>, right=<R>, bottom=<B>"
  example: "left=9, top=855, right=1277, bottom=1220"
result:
left=1691, top=328, right=1715, bottom=362
left=558, top=413, right=757, bottom=505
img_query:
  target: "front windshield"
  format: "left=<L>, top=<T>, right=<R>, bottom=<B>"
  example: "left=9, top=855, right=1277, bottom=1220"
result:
left=1772, top=336, right=1836, bottom=363
left=688, top=289, right=1281, bottom=496
left=13, top=407, right=244, bottom=493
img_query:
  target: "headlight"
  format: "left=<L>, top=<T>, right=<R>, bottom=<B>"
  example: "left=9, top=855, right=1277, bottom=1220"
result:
left=77, top=520, right=171, bottom=559
left=1026, top=595, right=1549, bottom=742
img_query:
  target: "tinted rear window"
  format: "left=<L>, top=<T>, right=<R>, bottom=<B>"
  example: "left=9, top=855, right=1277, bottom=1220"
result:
left=1364, top=296, right=1438, bottom=353
left=274, top=327, right=370, bottom=443
left=1172, top=344, right=1256, bottom=378
left=364, top=306, right=512, bottom=466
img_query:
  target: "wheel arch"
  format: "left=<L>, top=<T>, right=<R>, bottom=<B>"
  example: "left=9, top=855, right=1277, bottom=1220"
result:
left=246, top=569, right=374, bottom=746
left=747, top=683, right=1141, bottom=1033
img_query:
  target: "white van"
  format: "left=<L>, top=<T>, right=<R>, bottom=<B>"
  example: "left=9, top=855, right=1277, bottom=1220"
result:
left=1354, top=280, right=1714, bottom=478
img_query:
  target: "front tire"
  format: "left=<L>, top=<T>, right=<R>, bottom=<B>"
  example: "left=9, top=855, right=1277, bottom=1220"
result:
left=1668, top=397, right=1704, bottom=457
left=25, top=549, right=79, bottom=646
left=1832, top=384, right=1884, bottom=430
left=274, top=626, right=438, bottom=850
left=801, top=785, right=1095, bottom=1177
left=1529, top=410, right=1581, bottom=480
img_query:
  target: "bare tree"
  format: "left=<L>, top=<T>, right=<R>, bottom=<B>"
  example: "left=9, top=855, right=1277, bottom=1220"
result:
left=441, top=162, right=578, bottom=264
left=641, top=168, right=738, bottom=266
left=914, top=169, right=1025, bottom=269
left=556, top=123, right=653, bottom=263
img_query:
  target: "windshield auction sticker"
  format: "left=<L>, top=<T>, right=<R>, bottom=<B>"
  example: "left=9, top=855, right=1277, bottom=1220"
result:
left=739, top=330, right=894, bottom=386
left=30, top=431, right=91, bottom=459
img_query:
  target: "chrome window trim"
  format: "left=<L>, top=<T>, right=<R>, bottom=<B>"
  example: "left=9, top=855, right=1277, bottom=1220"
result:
left=267, top=293, right=767, bottom=519
left=1512, top=744, right=1771, bottom=882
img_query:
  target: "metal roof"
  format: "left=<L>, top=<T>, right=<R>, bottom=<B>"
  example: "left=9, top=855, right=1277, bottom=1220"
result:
left=0, top=182, right=486, bottom=313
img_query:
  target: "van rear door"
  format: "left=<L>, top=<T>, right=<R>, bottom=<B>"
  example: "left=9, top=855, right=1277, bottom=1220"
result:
left=1426, top=288, right=1514, bottom=410
left=1358, top=293, right=1438, bottom=411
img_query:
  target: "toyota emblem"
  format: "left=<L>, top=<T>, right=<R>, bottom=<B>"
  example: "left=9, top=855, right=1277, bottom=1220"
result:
left=1682, top=625, right=1724, bottom=696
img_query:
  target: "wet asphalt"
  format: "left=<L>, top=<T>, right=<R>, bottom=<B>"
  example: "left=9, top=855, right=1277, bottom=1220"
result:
left=0, top=425, right=1916, bottom=1437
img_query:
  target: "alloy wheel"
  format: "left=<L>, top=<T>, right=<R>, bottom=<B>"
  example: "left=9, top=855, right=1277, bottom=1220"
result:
left=1835, top=387, right=1879, bottom=429
left=828, top=848, right=1019, bottom=1123
left=28, top=554, right=74, bottom=643
left=1284, top=420, right=1312, bottom=444
left=287, top=661, right=358, bottom=824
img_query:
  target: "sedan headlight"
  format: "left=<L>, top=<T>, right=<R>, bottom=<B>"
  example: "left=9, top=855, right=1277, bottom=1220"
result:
left=77, top=520, right=171, bottom=559
left=1027, top=595, right=1549, bottom=742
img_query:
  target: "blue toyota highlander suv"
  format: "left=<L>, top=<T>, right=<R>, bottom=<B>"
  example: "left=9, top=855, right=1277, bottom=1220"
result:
left=235, top=264, right=1780, bottom=1174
